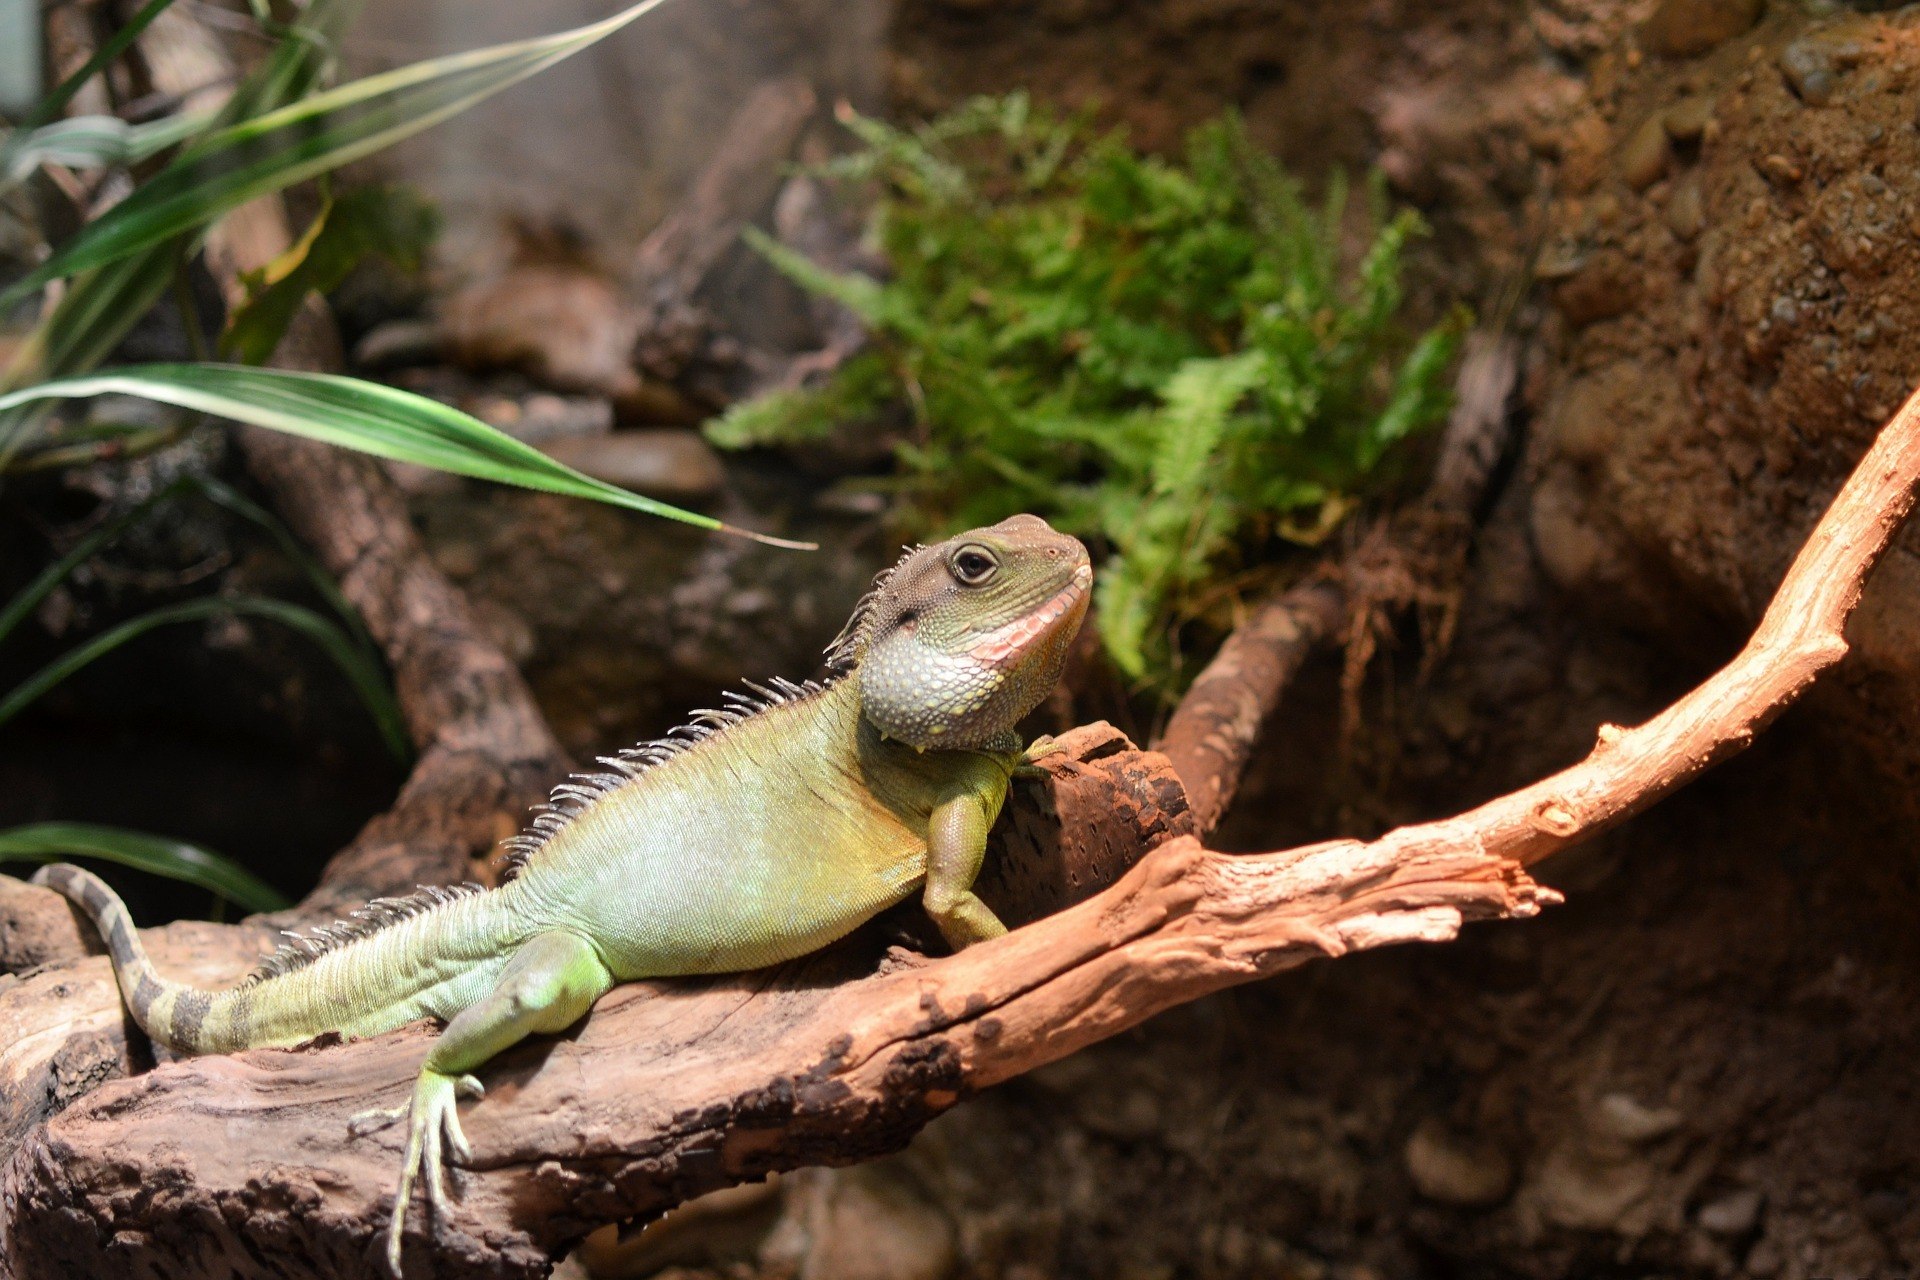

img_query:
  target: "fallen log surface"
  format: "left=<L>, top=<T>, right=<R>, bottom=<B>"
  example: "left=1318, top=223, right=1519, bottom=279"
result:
left=4, top=378, right=1918, bottom=1275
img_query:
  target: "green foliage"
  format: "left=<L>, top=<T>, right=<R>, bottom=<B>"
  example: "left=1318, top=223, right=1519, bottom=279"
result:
left=0, top=468, right=403, bottom=756
left=0, top=0, right=675, bottom=311
left=0, top=364, right=801, bottom=542
left=0, top=112, right=209, bottom=191
left=0, top=0, right=362, bottom=396
left=0, top=822, right=288, bottom=913
left=223, top=183, right=438, bottom=365
left=0, top=0, right=790, bottom=925
left=713, top=94, right=1464, bottom=686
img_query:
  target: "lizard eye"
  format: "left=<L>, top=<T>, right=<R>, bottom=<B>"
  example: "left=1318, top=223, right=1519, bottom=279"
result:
left=951, top=546, right=998, bottom=586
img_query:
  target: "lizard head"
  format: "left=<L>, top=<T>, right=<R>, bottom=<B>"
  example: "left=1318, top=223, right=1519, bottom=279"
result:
left=833, top=514, right=1092, bottom=751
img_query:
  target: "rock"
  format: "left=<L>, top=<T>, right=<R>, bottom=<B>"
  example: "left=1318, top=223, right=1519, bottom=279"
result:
left=1619, top=115, right=1672, bottom=190
left=1666, top=172, right=1707, bottom=240
left=1759, top=153, right=1803, bottom=185
left=1663, top=94, right=1717, bottom=142
left=472, top=393, right=614, bottom=446
left=1529, top=468, right=1610, bottom=591
left=469, top=598, right=537, bottom=665
left=1641, top=0, right=1763, bottom=58
left=1527, top=1141, right=1660, bottom=1233
left=1698, top=1187, right=1765, bottom=1235
left=440, top=263, right=644, bottom=401
left=761, top=1167, right=957, bottom=1280
left=539, top=430, right=726, bottom=498
left=1554, top=250, right=1640, bottom=327
left=1778, top=23, right=1872, bottom=106
left=1594, top=1091, right=1684, bottom=1142
left=1405, top=1119, right=1514, bottom=1207
left=352, top=318, right=442, bottom=369
left=1546, top=374, right=1622, bottom=467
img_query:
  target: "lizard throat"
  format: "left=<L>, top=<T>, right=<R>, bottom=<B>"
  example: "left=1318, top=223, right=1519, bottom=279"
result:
left=965, top=563, right=1093, bottom=666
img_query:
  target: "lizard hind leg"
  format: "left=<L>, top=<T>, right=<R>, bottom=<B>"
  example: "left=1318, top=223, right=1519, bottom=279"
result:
left=367, top=930, right=614, bottom=1276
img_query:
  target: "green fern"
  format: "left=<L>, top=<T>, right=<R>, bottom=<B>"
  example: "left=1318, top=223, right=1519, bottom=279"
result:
left=713, top=93, right=1465, bottom=689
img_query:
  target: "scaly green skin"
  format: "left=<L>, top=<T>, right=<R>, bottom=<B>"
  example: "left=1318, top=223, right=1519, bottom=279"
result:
left=36, top=513, right=1091, bottom=1275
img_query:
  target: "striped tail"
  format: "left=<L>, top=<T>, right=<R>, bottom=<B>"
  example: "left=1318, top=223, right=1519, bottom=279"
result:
left=33, top=863, right=234, bottom=1054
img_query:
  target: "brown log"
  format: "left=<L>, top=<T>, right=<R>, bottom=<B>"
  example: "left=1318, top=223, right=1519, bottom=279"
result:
left=200, top=204, right=574, bottom=919
left=6, top=377, right=1919, bottom=1277
left=0, top=876, right=100, bottom=974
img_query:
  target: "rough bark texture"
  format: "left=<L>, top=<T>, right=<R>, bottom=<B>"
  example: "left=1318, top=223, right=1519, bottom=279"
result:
left=206, top=205, right=575, bottom=918
left=1156, top=584, right=1344, bottom=837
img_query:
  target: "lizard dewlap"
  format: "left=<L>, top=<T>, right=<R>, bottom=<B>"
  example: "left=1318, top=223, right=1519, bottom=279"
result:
left=36, top=512, right=1090, bottom=1276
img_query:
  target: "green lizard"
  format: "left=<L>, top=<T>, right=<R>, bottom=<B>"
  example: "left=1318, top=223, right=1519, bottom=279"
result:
left=36, top=513, right=1091, bottom=1274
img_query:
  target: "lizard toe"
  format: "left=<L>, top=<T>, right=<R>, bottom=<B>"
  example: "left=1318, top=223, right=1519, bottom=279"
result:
left=441, top=1093, right=475, bottom=1166
left=349, top=1102, right=407, bottom=1137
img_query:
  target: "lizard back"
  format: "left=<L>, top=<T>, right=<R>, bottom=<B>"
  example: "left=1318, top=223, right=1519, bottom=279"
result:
left=505, top=675, right=967, bottom=979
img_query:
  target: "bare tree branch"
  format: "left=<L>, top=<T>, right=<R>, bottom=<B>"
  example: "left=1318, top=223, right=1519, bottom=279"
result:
left=1156, top=582, right=1343, bottom=836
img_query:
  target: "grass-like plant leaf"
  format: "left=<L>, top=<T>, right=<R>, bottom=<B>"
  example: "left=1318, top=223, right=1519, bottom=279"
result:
left=190, top=474, right=379, bottom=655
left=1, top=112, right=210, bottom=188
left=0, top=364, right=809, bottom=546
left=0, top=0, right=362, bottom=403
left=0, top=594, right=410, bottom=760
left=223, top=184, right=437, bottom=365
left=0, top=821, right=289, bottom=913
left=0, top=0, right=676, bottom=305
left=0, top=480, right=185, bottom=647
left=1, top=0, right=180, bottom=139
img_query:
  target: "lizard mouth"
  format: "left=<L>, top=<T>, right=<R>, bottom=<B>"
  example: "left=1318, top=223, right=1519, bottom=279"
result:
left=965, top=562, right=1093, bottom=665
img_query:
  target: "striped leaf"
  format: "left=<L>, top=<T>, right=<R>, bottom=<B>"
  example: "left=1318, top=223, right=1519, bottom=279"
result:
left=0, top=364, right=810, bottom=546
left=0, top=0, right=676, bottom=306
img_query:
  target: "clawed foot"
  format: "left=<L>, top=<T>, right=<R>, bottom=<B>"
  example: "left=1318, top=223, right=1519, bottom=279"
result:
left=349, top=1068, right=484, bottom=1275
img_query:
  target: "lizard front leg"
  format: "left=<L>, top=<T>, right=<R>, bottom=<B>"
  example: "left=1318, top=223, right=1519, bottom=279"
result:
left=923, top=756, right=1014, bottom=949
left=364, top=930, right=613, bottom=1275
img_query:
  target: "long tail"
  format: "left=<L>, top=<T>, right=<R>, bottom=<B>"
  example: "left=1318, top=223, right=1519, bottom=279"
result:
left=33, top=863, right=238, bottom=1053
